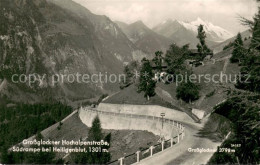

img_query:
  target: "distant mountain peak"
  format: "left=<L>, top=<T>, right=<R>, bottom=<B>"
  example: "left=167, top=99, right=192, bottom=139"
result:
left=194, top=17, right=206, bottom=24
left=178, top=18, right=234, bottom=41
left=132, top=20, right=146, bottom=26
left=153, top=17, right=235, bottom=48
left=115, top=20, right=173, bottom=54
left=155, top=17, right=233, bottom=42
left=129, top=20, right=150, bottom=32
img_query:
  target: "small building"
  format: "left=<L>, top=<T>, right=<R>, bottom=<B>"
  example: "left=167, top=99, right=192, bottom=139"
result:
left=189, top=49, right=200, bottom=57
left=186, top=59, right=203, bottom=67
left=189, top=49, right=213, bottom=59
left=187, top=49, right=213, bottom=67
left=186, top=59, right=196, bottom=67
left=151, top=61, right=168, bottom=71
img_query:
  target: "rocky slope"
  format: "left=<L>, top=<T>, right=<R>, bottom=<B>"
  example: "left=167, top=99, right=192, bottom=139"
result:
left=0, top=0, right=147, bottom=103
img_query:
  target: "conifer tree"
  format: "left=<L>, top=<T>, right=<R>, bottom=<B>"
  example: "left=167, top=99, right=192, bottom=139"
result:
left=73, top=116, right=111, bottom=164
left=235, top=1, right=260, bottom=92
left=197, top=25, right=211, bottom=61
left=250, top=7, right=260, bottom=50
left=88, top=116, right=103, bottom=141
left=230, top=33, right=245, bottom=63
left=137, top=58, right=156, bottom=100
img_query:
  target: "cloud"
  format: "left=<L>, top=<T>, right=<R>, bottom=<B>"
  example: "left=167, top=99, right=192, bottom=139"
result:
left=73, top=0, right=258, bottom=33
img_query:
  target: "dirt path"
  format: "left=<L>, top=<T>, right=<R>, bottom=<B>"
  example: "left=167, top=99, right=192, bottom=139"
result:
left=196, top=94, right=206, bottom=107
left=214, top=54, right=231, bottom=74
left=222, top=56, right=230, bottom=74
left=0, top=79, right=7, bottom=92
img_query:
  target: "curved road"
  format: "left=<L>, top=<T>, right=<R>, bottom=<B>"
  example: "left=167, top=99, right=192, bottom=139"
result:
left=135, top=119, right=221, bottom=165
left=82, top=108, right=221, bottom=165
left=149, top=87, right=221, bottom=164
left=80, top=107, right=221, bottom=165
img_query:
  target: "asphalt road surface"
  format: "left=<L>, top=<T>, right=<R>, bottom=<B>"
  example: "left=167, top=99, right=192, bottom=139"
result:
left=135, top=119, right=221, bottom=165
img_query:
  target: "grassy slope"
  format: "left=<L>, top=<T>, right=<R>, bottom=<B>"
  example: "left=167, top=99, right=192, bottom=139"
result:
left=44, top=112, right=159, bottom=162
left=105, top=46, right=242, bottom=114
left=160, top=43, right=248, bottom=113
left=103, top=85, right=180, bottom=110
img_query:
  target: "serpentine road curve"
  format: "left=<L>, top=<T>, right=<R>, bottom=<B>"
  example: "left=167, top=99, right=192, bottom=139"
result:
left=79, top=107, right=221, bottom=165
left=135, top=119, right=221, bottom=165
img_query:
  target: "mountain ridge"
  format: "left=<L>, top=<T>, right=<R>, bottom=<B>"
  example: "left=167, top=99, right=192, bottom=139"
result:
left=0, top=0, right=148, bottom=103
left=153, top=18, right=234, bottom=48
left=115, top=20, right=174, bottom=54
left=211, top=29, right=251, bottom=53
left=179, top=17, right=234, bottom=41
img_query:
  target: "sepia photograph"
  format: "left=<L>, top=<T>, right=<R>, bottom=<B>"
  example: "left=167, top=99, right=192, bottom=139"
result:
left=0, top=0, right=259, bottom=164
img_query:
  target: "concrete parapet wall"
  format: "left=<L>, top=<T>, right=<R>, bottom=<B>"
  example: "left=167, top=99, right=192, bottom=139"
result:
left=97, top=103, right=194, bottom=123
left=79, top=108, right=184, bottom=140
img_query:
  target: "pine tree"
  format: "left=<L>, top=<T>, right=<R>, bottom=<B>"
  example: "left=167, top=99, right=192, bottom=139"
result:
left=196, top=25, right=211, bottom=61
left=230, top=33, right=245, bottom=63
left=250, top=7, right=260, bottom=50
left=235, top=2, right=260, bottom=93
left=73, top=116, right=111, bottom=164
left=137, top=58, right=156, bottom=100
left=211, top=3, right=260, bottom=163
left=88, top=116, right=103, bottom=141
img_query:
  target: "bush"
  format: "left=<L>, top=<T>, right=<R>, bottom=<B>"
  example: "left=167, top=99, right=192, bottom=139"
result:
left=176, top=81, right=200, bottom=103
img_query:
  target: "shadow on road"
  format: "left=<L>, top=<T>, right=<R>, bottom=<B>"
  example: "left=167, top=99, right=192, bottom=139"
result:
left=195, top=113, right=231, bottom=142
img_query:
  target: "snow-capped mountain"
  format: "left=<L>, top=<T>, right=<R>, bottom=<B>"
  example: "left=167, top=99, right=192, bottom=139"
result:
left=179, top=17, right=234, bottom=42
left=153, top=18, right=234, bottom=48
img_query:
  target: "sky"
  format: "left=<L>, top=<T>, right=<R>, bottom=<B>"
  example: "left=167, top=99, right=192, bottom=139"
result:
left=73, top=0, right=258, bottom=34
